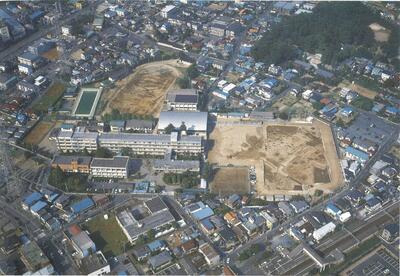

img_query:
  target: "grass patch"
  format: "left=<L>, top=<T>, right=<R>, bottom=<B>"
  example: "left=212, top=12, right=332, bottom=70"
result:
left=32, top=82, right=65, bottom=113
left=23, top=121, right=54, bottom=146
left=84, top=214, right=128, bottom=258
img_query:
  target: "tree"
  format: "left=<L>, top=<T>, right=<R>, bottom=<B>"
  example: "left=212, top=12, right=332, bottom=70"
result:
left=95, top=147, right=113, bottom=158
left=179, top=122, right=187, bottom=132
left=314, top=189, right=323, bottom=197
left=278, top=111, right=289, bottom=120
left=187, top=64, right=200, bottom=79
left=177, top=76, right=191, bottom=89
left=164, top=123, right=176, bottom=134
left=336, top=118, right=345, bottom=128
left=312, top=102, right=324, bottom=111
left=121, top=147, right=133, bottom=157
left=48, top=167, right=65, bottom=186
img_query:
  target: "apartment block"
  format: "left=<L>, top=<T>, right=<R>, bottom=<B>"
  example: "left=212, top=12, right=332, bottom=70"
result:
left=90, top=156, right=129, bottom=179
left=98, top=132, right=203, bottom=156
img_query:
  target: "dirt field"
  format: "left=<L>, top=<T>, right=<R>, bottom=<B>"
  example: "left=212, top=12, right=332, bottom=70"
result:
left=389, top=144, right=400, bottom=160
left=210, top=166, right=249, bottom=195
left=24, top=121, right=55, bottom=145
left=369, top=23, right=391, bottom=42
left=339, top=81, right=378, bottom=100
left=208, top=119, right=343, bottom=196
left=41, top=48, right=60, bottom=61
left=101, top=59, right=189, bottom=117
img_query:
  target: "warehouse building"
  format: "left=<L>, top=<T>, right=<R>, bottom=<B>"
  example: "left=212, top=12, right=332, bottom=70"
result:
left=90, top=156, right=130, bottom=178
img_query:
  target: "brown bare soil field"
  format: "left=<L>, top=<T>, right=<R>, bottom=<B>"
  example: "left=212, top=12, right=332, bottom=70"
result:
left=339, top=81, right=378, bottom=100
left=41, top=48, right=60, bottom=61
left=210, top=166, right=249, bottom=195
left=24, top=121, right=55, bottom=146
left=369, top=23, right=391, bottom=42
left=101, top=60, right=189, bottom=117
left=208, top=119, right=343, bottom=196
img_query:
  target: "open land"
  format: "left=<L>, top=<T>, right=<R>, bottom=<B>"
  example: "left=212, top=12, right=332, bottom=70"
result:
left=369, top=22, right=391, bottom=42
left=24, top=121, right=55, bottom=146
left=208, top=119, right=343, bottom=196
left=101, top=59, right=189, bottom=117
left=41, top=48, right=60, bottom=61
left=84, top=214, right=128, bottom=258
left=31, top=82, right=65, bottom=113
left=339, top=80, right=378, bottom=100
left=210, top=166, right=249, bottom=195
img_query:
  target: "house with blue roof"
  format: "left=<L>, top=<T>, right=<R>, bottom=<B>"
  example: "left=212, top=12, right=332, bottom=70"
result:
left=146, top=240, right=166, bottom=253
left=22, top=192, right=42, bottom=210
left=239, top=78, right=255, bottom=91
left=385, top=106, right=399, bottom=116
left=200, top=218, right=215, bottom=234
left=340, top=107, right=354, bottom=117
left=324, top=203, right=342, bottom=218
left=372, top=103, right=385, bottom=113
left=186, top=201, right=214, bottom=221
left=70, top=197, right=94, bottom=214
left=30, top=200, right=47, bottom=216
left=365, top=197, right=381, bottom=213
left=345, top=146, right=369, bottom=163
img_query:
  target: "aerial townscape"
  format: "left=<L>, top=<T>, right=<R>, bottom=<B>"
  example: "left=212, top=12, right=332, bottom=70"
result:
left=0, top=0, right=399, bottom=275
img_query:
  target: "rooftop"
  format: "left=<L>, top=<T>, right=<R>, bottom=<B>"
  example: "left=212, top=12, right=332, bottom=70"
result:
left=52, top=155, right=92, bottom=166
left=158, top=111, right=208, bottom=132
left=145, top=197, right=168, bottom=214
left=91, top=156, right=129, bottom=168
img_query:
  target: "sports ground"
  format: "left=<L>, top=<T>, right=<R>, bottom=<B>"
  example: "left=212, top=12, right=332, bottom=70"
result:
left=208, top=119, right=343, bottom=196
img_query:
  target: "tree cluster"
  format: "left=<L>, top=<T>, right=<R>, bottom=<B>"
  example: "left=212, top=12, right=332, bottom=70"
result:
left=102, top=109, right=153, bottom=122
left=48, top=167, right=87, bottom=193
left=162, top=171, right=199, bottom=188
left=252, top=2, right=399, bottom=66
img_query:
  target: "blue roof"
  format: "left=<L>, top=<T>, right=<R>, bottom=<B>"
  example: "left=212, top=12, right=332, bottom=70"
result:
left=48, top=193, right=60, bottom=203
left=326, top=203, right=341, bottom=214
left=366, top=197, right=380, bottom=207
left=147, top=240, right=164, bottom=252
left=345, top=146, right=369, bottom=161
left=29, top=10, right=45, bottom=21
left=70, top=197, right=94, bottom=214
left=200, top=218, right=214, bottom=231
left=341, top=107, right=353, bottom=114
left=23, top=192, right=42, bottom=206
left=134, top=182, right=149, bottom=193
left=30, top=200, right=47, bottom=213
left=192, top=207, right=214, bottom=220
left=385, top=106, right=399, bottom=114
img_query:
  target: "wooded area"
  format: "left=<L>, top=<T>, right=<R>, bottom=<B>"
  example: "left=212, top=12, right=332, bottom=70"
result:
left=252, top=2, right=399, bottom=67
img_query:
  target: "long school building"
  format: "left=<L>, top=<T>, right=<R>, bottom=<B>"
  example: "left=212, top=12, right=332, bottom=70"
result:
left=56, top=130, right=203, bottom=156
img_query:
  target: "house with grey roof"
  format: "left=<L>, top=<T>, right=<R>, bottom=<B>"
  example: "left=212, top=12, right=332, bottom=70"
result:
left=148, top=251, right=172, bottom=271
